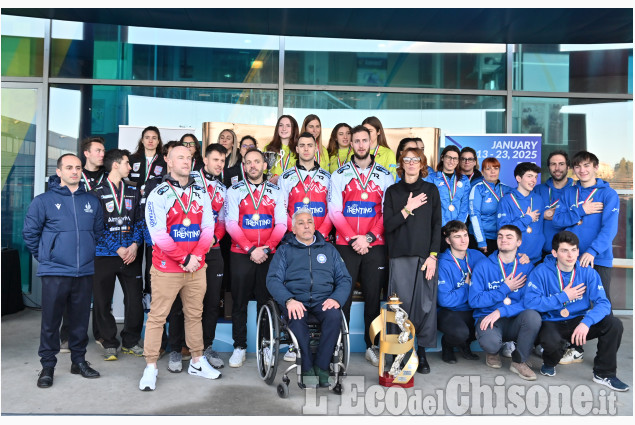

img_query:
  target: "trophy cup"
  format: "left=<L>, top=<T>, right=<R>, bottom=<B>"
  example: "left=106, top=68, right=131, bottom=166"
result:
left=263, top=151, right=281, bottom=181
left=369, top=294, right=418, bottom=387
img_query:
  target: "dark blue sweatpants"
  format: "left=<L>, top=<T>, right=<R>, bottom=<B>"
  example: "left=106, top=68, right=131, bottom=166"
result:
left=39, top=275, right=93, bottom=368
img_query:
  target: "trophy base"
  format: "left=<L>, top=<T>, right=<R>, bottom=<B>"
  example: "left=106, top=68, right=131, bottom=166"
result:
left=379, top=372, right=414, bottom=388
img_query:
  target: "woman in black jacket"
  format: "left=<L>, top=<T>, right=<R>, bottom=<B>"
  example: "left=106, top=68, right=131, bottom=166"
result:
left=383, top=147, right=442, bottom=374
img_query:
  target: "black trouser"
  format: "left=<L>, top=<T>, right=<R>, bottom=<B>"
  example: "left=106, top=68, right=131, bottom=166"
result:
left=144, top=244, right=153, bottom=293
left=168, top=248, right=224, bottom=351
left=594, top=265, right=612, bottom=304
left=336, top=244, right=387, bottom=348
left=539, top=314, right=623, bottom=377
left=437, top=308, right=476, bottom=347
left=60, top=308, right=70, bottom=342
left=92, top=255, right=144, bottom=349
left=39, top=275, right=93, bottom=368
left=230, top=252, right=272, bottom=349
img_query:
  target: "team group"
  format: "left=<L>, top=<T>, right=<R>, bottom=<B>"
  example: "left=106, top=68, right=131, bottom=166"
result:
left=23, top=114, right=628, bottom=392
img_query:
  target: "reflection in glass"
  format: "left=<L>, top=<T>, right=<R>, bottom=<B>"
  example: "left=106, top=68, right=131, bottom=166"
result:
left=1, top=15, right=46, bottom=77
left=1, top=88, right=36, bottom=292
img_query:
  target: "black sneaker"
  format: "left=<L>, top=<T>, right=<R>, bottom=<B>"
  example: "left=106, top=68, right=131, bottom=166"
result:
left=459, top=343, right=480, bottom=361
left=593, top=374, right=630, bottom=392
left=441, top=337, right=457, bottom=364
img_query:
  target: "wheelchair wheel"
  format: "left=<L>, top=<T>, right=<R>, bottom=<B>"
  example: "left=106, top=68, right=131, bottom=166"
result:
left=277, top=382, right=289, bottom=399
left=339, top=310, right=351, bottom=374
left=256, top=300, right=280, bottom=385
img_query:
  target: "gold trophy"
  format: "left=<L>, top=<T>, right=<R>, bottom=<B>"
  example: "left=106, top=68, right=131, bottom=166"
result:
left=369, top=294, right=418, bottom=387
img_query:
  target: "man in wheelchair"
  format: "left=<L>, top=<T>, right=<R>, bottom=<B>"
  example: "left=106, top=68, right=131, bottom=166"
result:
left=266, top=208, right=352, bottom=387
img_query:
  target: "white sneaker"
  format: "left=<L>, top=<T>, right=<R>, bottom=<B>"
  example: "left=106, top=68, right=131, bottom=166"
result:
left=263, top=347, right=273, bottom=368
left=365, top=346, right=379, bottom=367
left=283, top=344, right=296, bottom=362
left=229, top=347, right=247, bottom=368
left=188, top=357, right=221, bottom=380
left=559, top=348, right=584, bottom=365
left=501, top=341, right=515, bottom=358
left=139, top=365, right=158, bottom=391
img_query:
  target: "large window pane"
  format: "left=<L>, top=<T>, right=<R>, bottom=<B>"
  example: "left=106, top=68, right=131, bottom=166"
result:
left=48, top=84, right=278, bottom=176
left=1, top=15, right=46, bottom=77
left=284, top=90, right=505, bottom=151
left=513, top=44, right=633, bottom=94
left=51, top=21, right=279, bottom=83
left=2, top=87, right=37, bottom=292
left=285, top=37, right=506, bottom=90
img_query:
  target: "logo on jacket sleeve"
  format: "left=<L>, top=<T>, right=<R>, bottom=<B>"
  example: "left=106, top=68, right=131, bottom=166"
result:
left=84, top=202, right=94, bottom=213
left=343, top=201, right=376, bottom=218
left=316, top=254, right=327, bottom=264
left=133, top=162, right=140, bottom=172
left=154, top=166, right=163, bottom=176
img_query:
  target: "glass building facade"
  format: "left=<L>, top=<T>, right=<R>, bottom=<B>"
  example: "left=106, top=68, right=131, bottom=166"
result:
left=2, top=15, right=633, bottom=308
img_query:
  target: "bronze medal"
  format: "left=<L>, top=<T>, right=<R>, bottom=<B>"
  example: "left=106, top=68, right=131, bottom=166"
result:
left=526, top=226, right=532, bottom=234
left=448, top=205, right=455, bottom=211
left=361, top=192, right=369, bottom=200
left=252, top=213, right=260, bottom=222
left=503, top=297, right=512, bottom=305
left=182, top=218, right=191, bottom=227
left=302, top=196, right=310, bottom=204
left=577, top=220, right=583, bottom=226
left=560, top=308, right=570, bottom=318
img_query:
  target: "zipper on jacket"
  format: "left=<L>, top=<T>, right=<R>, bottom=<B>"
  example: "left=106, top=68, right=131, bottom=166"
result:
left=308, top=246, right=313, bottom=303
left=72, top=192, right=80, bottom=277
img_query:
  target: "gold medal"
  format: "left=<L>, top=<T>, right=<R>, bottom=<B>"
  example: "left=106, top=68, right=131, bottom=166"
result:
left=182, top=218, right=191, bottom=227
left=503, top=297, right=511, bottom=305
left=526, top=226, right=532, bottom=234
left=560, top=308, right=570, bottom=318
left=448, top=205, right=455, bottom=211
left=302, top=196, right=310, bottom=204
left=577, top=220, right=583, bottom=226
left=361, top=192, right=369, bottom=200
left=252, top=213, right=260, bottom=221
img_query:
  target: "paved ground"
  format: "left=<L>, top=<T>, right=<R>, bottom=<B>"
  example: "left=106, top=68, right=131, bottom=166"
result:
left=1, top=308, right=632, bottom=417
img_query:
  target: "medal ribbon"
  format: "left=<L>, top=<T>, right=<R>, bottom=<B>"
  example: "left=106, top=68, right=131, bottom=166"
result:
left=294, top=166, right=320, bottom=197
left=351, top=160, right=377, bottom=193
left=315, top=146, right=321, bottom=166
left=278, top=149, right=291, bottom=171
left=106, top=178, right=125, bottom=216
left=246, top=180, right=267, bottom=212
left=145, top=155, right=157, bottom=182
left=450, top=251, right=472, bottom=279
left=548, top=187, right=559, bottom=209
left=167, top=182, right=194, bottom=216
left=509, top=193, right=532, bottom=217
left=337, top=146, right=351, bottom=168
left=483, top=181, right=503, bottom=202
left=497, top=255, right=518, bottom=282
left=82, top=172, right=103, bottom=191
left=199, top=170, right=220, bottom=203
left=442, top=173, right=458, bottom=203
left=576, top=187, right=598, bottom=206
left=373, top=145, right=379, bottom=157
left=556, top=264, right=576, bottom=306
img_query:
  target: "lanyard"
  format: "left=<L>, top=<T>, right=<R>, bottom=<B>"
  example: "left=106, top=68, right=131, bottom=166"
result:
left=145, top=155, right=157, bottom=182
left=246, top=180, right=267, bottom=212
left=442, top=173, right=458, bottom=202
left=510, top=193, right=532, bottom=216
left=482, top=180, right=503, bottom=202
left=82, top=172, right=103, bottom=191
left=106, top=178, right=125, bottom=216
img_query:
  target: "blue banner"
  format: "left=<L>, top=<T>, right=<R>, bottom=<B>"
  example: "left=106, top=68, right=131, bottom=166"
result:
left=445, top=134, right=542, bottom=187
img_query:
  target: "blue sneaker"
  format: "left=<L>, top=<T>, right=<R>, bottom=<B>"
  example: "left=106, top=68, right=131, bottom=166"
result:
left=540, top=364, right=556, bottom=377
left=593, top=374, right=630, bottom=392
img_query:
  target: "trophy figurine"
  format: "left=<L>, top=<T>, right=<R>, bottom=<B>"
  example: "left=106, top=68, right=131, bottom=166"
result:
left=263, top=151, right=281, bottom=181
left=369, top=294, right=418, bottom=387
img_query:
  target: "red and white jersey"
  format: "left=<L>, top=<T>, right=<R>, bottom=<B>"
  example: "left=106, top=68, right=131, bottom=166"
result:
left=145, top=175, right=215, bottom=273
left=278, top=163, right=332, bottom=239
left=225, top=179, right=287, bottom=254
left=192, top=169, right=226, bottom=249
left=328, top=160, right=394, bottom=246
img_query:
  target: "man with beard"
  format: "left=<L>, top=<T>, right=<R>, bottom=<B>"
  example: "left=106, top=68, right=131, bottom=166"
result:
left=328, top=125, right=394, bottom=367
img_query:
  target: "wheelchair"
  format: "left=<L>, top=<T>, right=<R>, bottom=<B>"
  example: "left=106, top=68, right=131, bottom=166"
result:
left=255, top=299, right=350, bottom=398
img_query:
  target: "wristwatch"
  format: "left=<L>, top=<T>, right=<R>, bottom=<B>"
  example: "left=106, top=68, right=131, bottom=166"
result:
left=365, top=234, right=374, bottom=244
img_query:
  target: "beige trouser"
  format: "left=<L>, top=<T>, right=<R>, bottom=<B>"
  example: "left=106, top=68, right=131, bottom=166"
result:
left=143, top=265, right=207, bottom=364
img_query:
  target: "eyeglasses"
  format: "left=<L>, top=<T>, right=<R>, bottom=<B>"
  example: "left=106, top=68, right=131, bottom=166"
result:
left=460, top=157, right=476, bottom=163
left=403, top=157, right=422, bottom=164
left=444, top=156, right=459, bottom=162
left=182, top=142, right=197, bottom=147
left=241, top=144, right=256, bottom=150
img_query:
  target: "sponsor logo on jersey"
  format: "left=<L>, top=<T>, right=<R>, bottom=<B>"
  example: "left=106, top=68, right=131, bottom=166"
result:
left=169, top=224, right=202, bottom=242
left=147, top=202, right=158, bottom=227
left=55, top=203, right=61, bottom=210
left=105, top=201, right=115, bottom=213
left=293, top=201, right=326, bottom=217
left=154, top=166, right=163, bottom=175
left=125, top=199, right=133, bottom=210
left=343, top=201, right=376, bottom=218
left=242, top=214, right=273, bottom=229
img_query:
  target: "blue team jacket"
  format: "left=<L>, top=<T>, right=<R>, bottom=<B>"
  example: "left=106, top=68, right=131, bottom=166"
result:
left=524, top=256, right=611, bottom=327
left=468, top=250, right=535, bottom=319
left=534, top=177, right=576, bottom=253
left=424, top=171, right=471, bottom=225
left=438, top=248, right=487, bottom=311
left=469, top=180, right=512, bottom=247
left=23, top=175, right=103, bottom=277
left=497, top=189, right=545, bottom=264
left=551, top=179, right=619, bottom=268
